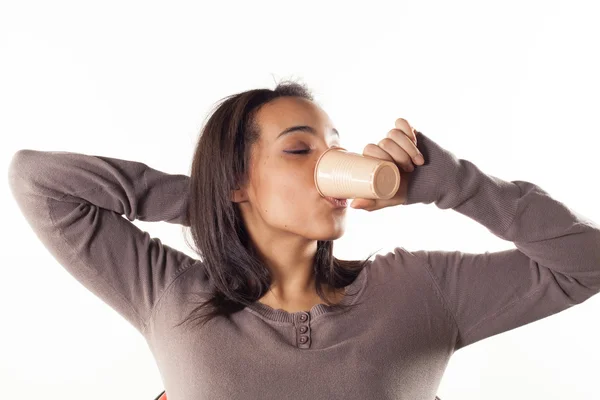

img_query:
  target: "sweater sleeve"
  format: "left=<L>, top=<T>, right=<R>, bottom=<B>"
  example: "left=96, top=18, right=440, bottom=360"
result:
left=403, top=130, right=600, bottom=351
left=7, top=149, right=198, bottom=334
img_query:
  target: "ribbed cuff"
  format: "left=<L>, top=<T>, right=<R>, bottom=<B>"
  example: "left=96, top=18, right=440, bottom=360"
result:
left=404, top=129, right=460, bottom=206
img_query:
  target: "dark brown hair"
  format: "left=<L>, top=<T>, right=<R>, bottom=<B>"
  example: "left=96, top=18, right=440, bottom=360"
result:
left=174, top=78, right=377, bottom=331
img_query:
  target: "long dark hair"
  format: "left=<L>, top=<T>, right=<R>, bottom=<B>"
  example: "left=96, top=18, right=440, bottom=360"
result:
left=175, top=79, right=377, bottom=331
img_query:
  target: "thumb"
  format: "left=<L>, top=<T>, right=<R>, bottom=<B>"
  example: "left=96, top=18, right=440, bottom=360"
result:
left=350, top=199, right=375, bottom=209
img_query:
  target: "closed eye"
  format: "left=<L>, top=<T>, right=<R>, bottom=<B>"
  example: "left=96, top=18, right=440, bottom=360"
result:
left=284, top=149, right=311, bottom=155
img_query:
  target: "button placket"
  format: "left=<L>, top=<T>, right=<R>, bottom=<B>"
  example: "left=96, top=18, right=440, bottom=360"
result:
left=296, top=311, right=311, bottom=348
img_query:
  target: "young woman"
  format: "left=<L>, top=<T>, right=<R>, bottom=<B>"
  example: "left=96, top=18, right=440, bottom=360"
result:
left=8, top=80, right=600, bottom=400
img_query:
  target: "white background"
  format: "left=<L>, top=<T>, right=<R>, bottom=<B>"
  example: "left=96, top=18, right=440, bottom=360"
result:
left=2, top=0, right=599, bottom=399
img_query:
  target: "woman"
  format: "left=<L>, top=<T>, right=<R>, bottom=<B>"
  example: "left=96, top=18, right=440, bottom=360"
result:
left=8, top=80, right=600, bottom=400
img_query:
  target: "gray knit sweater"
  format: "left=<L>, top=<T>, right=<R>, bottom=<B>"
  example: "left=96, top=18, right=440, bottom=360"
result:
left=8, top=130, right=600, bottom=400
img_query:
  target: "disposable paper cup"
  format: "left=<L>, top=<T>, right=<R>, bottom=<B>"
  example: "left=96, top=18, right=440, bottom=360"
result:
left=314, top=147, right=400, bottom=200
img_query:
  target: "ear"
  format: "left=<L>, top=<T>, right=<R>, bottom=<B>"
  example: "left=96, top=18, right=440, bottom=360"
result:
left=231, top=187, right=248, bottom=203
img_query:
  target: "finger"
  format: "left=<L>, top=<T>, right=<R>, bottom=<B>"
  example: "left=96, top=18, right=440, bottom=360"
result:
left=386, top=129, right=424, bottom=165
left=376, top=138, right=415, bottom=172
left=350, top=198, right=376, bottom=210
left=363, top=142, right=396, bottom=165
left=394, top=118, right=417, bottom=145
left=364, top=141, right=414, bottom=174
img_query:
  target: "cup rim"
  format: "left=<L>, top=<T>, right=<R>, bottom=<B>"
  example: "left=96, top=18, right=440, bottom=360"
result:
left=314, top=146, right=348, bottom=198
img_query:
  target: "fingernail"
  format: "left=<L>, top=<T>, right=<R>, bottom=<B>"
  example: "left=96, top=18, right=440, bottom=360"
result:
left=414, top=154, right=424, bottom=163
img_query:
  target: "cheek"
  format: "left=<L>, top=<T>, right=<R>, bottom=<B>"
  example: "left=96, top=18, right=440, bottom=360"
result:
left=263, top=161, right=314, bottom=193
left=269, top=182, right=308, bottom=211
left=257, top=168, right=316, bottom=216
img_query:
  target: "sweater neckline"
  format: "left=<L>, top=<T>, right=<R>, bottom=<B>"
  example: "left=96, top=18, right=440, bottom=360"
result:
left=243, top=263, right=369, bottom=324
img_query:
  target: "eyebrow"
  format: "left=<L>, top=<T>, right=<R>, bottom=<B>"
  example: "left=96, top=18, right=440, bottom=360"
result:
left=277, top=125, right=340, bottom=140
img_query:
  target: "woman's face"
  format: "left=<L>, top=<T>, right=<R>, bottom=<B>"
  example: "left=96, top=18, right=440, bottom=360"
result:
left=232, top=96, right=347, bottom=242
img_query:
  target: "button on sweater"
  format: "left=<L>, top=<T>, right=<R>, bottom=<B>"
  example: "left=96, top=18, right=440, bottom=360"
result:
left=8, top=131, right=600, bottom=400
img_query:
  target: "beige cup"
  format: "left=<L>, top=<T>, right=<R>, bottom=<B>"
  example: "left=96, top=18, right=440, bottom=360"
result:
left=314, top=147, right=401, bottom=200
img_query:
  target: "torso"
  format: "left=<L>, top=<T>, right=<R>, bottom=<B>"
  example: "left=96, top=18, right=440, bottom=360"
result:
left=257, top=288, right=345, bottom=313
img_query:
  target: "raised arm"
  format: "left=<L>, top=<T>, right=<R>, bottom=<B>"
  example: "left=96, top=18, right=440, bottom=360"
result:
left=8, top=149, right=198, bottom=334
left=402, top=131, right=600, bottom=351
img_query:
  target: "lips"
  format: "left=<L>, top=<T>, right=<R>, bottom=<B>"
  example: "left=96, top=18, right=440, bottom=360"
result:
left=324, top=196, right=348, bottom=208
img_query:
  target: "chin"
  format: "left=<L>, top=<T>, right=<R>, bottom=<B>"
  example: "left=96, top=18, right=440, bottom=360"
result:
left=314, top=228, right=345, bottom=241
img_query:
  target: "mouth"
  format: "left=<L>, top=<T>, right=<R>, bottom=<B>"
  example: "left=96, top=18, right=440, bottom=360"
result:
left=324, top=196, right=348, bottom=208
